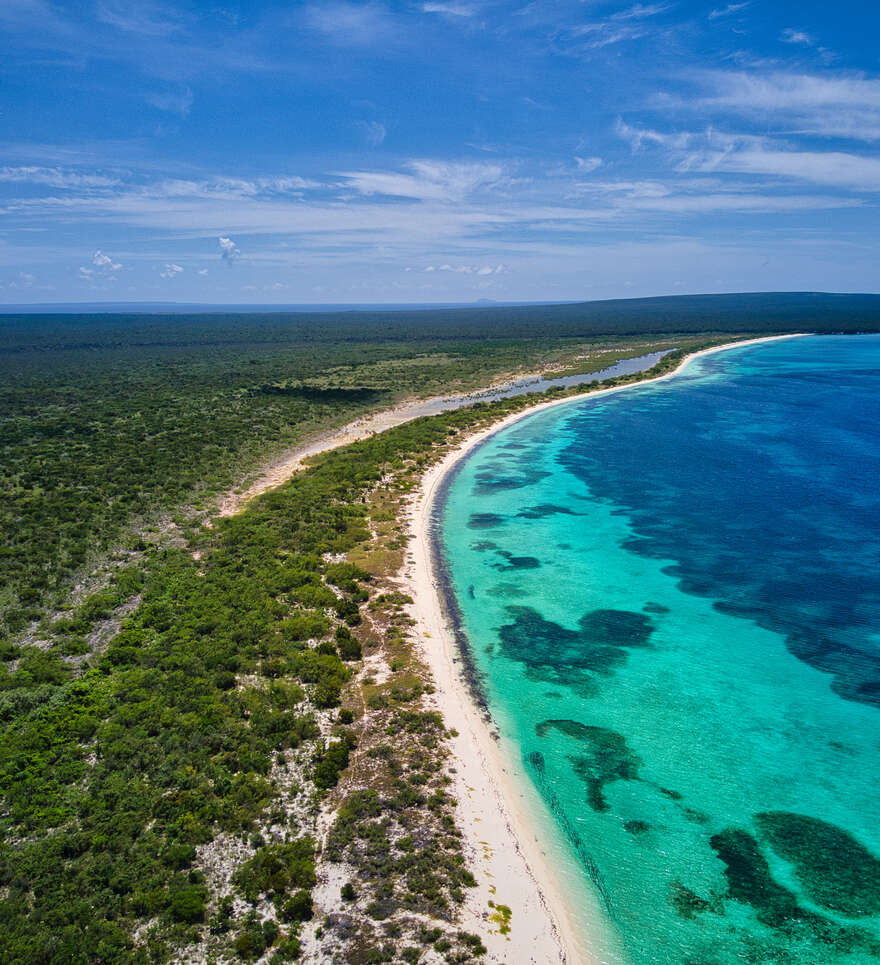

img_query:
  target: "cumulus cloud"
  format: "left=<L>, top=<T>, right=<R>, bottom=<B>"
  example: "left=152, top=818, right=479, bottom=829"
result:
left=79, top=249, right=123, bottom=281
left=7, top=271, right=36, bottom=290
left=219, top=236, right=241, bottom=261
left=93, top=250, right=122, bottom=271
left=160, top=262, right=184, bottom=278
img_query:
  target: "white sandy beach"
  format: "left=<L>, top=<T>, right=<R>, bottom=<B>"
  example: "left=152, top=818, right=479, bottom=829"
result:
left=398, top=333, right=808, bottom=965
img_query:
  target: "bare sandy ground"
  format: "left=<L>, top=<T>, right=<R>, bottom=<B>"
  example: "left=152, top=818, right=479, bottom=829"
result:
left=398, top=334, right=808, bottom=965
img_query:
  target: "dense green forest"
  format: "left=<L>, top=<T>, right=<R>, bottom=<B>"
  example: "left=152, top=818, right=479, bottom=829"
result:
left=0, top=307, right=697, bottom=640
left=6, top=293, right=880, bottom=351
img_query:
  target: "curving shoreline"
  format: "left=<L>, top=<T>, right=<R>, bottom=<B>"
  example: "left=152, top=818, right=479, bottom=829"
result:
left=217, top=348, right=673, bottom=518
left=401, top=333, right=809, bottom=964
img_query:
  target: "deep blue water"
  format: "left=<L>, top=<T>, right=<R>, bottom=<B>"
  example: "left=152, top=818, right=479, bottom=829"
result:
left=440, top=335, right=880, bottom=964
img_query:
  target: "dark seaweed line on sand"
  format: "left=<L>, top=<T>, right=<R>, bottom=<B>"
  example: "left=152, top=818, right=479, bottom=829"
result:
left=428, top=436, right=496, bottom=722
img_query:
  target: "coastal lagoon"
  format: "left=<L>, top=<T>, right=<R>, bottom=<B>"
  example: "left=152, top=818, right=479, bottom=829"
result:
left=438, top=335, right=880, bottom=964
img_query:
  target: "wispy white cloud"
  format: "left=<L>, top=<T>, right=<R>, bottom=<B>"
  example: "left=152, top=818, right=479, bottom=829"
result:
left=574, top=156, right=602, bottom=173
left=616, top=118, right=693, bottom=151
left=781, top=28, right=814, bottom=47
left=146, top=86, right=194, bottom=116
left=357, top=120, right=387, bottom=147
left=340, top=160, right=507, bottom=201
left=148, top=175, right=323, bottom=200
left=2, top=0, right=280, bottom=85
left=95, top=0, right=183, bottom=36
left=683, top=144, right=880, bottom=191
left=0, top=165, right=119, bottom=188
left=0, top=149, right=865, bottom=305
left=422, top=2, right=477, bottom=17
left=556, top=0, right=672, bottom=53
left=612, top=4, right=672, bottom=21
left=708, top=3, right=749, bottom=20
left=694, top=71, right=880, bottom=141
left=571, top=173, right=858, bottom=213
left=303, top=1, right=395, bottom=47
left=620, top=120, right=880, bottom=191
left=417, top=262, right=507, bottom=274
left=565, top=22, right=650, bottom=51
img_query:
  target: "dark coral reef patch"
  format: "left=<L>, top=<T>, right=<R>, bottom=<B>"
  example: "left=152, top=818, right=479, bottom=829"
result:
left=535, top=719, right=642, bottom=812
left=709, top=826, right=880, bottom=956
left=492, top=550, right=541, bottom=571
left=498, top=606, right=655, bottom=679
left=516, top=504, right=582, bottom=519
left=467, top=513, right=505, bottom=529
left=755, top=811, right=880, bottom=917
left=474, top=467, right=550, bottom=496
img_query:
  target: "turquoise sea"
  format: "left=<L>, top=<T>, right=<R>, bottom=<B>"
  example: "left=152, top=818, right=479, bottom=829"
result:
left=437, top=335, right=880, bottom=965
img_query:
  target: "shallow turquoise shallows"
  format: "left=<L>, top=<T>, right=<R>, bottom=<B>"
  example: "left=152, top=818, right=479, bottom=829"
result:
left=438, top=335, right=880, bottom=965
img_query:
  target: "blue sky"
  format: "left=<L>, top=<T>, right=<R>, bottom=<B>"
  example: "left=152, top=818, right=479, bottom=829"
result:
left=2, top=0, right=879, bottom=304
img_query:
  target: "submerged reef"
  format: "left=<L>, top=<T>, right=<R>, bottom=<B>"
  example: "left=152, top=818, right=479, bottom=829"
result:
left=535, top=720, right=642, bottom=812
left=467, top=512, right=506, bottom=529
left=755, top=812, right=880, bottom=917
left=499, top=606, right=654, bottom=678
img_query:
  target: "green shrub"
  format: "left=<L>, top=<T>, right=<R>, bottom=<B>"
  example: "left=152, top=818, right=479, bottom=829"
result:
left=168, top=886, right=207, bottom=923
left=341, top=882, right=357, bottom=902
left=234, top=840, right=316, bottom=903
left=281, top=889, right=313, bottom=922
left=324, top=562, right=370, bottom=587
left=313, top=733, right=356, bottom=790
